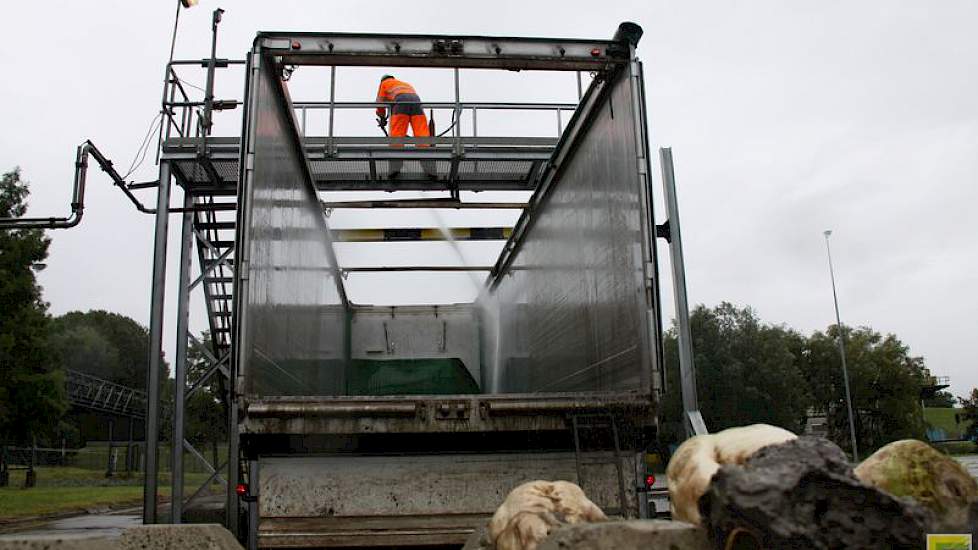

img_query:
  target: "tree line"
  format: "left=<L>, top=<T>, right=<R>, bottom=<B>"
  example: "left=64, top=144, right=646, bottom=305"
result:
left=0, top=169, right=225, bottom=452
left=659, top=302, right=975, bottom=454
left=1, top=167, right=975, bottom=454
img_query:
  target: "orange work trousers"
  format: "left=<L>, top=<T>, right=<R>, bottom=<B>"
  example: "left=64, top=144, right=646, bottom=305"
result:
left=389, top=114, right=430, bottom=147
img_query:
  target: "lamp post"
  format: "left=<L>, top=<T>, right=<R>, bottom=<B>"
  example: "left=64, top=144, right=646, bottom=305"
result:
left=823, top=230, right=859, bottom=461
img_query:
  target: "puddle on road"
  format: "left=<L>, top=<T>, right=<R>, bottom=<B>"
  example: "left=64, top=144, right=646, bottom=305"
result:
left=0, top=513, right=141, bottom=540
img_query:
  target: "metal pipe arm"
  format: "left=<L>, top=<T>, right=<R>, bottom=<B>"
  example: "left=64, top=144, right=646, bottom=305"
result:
left=0, top=140, right=151, bottom=230
left=0, top=140, right=229, bottom=230
left=0, top=141, right=91, bottom=229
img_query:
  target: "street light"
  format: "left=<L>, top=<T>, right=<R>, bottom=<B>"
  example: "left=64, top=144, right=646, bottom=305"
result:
left=823, top=230, right=859, bottom=461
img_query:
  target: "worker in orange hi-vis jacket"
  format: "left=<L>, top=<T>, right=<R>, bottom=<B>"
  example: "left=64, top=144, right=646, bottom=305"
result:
left=375, top=74, right=434, bottom=178
left=375, top=74, right=431, bottom=144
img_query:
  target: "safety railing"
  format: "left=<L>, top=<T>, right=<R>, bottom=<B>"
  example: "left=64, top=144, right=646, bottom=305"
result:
left=161, top=60, right=246, bottom=144
left=160, top=59, right=579, bottom=150
left=292, top=101, right=578, bottom=142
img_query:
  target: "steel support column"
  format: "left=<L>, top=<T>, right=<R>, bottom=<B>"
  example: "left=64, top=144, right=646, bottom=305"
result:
left=143, top=161, right=172, bottom=524
left=126, top=418, right=134, bottom=474
left=247, top=459, right=259, bottom=550
left=225, top=402, right=239, bottom=535
left=658, top=148, right=707, bottom=438
left=171, top=191, right=195, bottom=523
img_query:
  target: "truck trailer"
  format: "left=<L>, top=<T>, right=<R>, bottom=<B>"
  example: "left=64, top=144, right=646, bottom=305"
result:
left=225, top=23, right=668, bottom=547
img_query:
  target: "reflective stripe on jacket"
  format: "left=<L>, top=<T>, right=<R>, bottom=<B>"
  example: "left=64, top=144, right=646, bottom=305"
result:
left=376, top=79, right=423, bottom=116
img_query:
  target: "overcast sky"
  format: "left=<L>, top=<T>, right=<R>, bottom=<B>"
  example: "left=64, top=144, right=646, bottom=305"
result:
left=2, top=1, right=976, bottom=398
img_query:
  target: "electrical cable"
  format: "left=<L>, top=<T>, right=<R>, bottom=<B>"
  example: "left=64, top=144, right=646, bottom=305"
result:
left=436, top=108, right=459, bottom=138
left=123, top=113, right=163, bottom=179
left=127, top=117, right=162, bottom=179
left=175, top=78, right=207, bottom=95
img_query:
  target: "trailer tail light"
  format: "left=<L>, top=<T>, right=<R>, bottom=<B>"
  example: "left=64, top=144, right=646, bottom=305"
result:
left=291, top=40, right=302, bottom=50
left=236, top=483, right=248, bottom=497
left=645, top=474, right=656, bottom=488
left=590, top=48, right=602, bottom=57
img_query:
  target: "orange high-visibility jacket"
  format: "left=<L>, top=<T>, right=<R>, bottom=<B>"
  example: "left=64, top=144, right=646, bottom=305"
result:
left=376, top=78, right=423, bottom=117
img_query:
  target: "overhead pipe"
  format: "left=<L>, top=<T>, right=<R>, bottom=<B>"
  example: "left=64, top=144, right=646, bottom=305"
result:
left=0, top=141, right=92, bottom=229
left=0, top=140, right=233, bottom=230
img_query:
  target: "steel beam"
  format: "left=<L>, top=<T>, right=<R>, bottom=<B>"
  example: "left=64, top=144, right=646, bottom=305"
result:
left=184, top=460, right=228, bottom=510
left=186, top=352, right=230, bottom=401
left=143, top=162, right=171, bottom=524
left=624, top=48, right=664, bottom=399
left=659, top=148, right=707, bottom=438
left=256, top=26, right=639, bottom=70
left=321, top=200, right=527, bottom=210
left=184, top=439, right=226, bottom=485
left=225, top=399, right=240, bottom=535
left=165, top=134, right=559, bottom=151
left=190, top=246, right=234, bottom=290
left=247, top=459, right=259, bottom=550
left=171, top=191, right=194, bottom=523
left=631, top=56, right=666, bottom=396
left=332, top=227, right=511, bottom=242
left=342, top=266, right=492, bottom=273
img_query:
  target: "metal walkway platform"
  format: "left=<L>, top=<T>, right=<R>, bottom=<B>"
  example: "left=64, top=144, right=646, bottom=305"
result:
left=163, top=136, right=555, bottom=193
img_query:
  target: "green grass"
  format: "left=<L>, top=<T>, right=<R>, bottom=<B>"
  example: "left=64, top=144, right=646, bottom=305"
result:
left=0, top=485, right=156, bottom=519
left=924, top=407, right=966, bottom=439
left=0, top=467, right=222, bottom=521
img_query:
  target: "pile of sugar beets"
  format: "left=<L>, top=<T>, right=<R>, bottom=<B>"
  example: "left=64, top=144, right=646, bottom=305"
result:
left=465, top=426, right=977, bottom=550
left=669, top=425, right=978, bottom=549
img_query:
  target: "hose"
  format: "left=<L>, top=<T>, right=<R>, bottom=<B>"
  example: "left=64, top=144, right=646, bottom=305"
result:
left=436, top=107, right=458, bottom=138
left=377, top=108, right=457, bottom=139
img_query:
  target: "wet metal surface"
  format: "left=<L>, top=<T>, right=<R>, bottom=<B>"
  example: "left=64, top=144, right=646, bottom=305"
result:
left=242, top=391, right=653, bottom=434
left=350, top=304, right=481, bottom=384
left=486, top=65, right=654, bottom=395
left=236, top=42, right=658, bottom=403
left=0, top=513, right=140, bottom=540
left=258, top=453, right=636, bottom=547
left=239, top=57, right=347, bottom=397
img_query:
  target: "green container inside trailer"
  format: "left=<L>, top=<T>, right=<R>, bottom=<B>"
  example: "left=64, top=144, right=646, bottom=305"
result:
left=347, top=358, right=480, bottom=396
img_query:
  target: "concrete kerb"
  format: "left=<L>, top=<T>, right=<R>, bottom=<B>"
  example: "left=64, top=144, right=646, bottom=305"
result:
left=0, top=524, right=242, bottom=550
left=118, top=524, right=241, bottom=550
left=537, top=520, right=710, bottom=550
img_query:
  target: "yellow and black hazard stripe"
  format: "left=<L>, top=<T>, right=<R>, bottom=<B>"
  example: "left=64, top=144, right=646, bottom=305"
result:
left=333, top=227, right=513, bottom=242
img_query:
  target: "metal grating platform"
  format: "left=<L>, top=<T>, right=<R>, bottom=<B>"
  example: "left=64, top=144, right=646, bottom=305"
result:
left=163, top=136, right=554, bottom=193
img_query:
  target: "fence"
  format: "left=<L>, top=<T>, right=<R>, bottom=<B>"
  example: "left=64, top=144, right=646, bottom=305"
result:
left=1, top=443, right=228, bottom=477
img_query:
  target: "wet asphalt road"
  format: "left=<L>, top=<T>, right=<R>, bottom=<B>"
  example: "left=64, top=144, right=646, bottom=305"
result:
left=0, top=513, right=141, bottom=540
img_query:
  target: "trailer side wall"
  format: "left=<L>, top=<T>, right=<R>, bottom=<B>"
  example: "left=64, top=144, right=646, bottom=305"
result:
left=485, top=66, right=654, bottom=394
left=239, top=58, right=348, bottom=397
